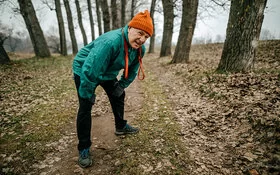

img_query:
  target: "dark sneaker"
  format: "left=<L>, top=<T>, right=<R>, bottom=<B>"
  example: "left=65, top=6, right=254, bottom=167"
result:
left=115, top=124, right=139, bottom=135
left=78, top=148, right=92, bottom=168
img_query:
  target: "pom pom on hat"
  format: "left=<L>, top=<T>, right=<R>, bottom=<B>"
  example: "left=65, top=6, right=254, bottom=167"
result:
left=128, top=10, right=153, bottom=36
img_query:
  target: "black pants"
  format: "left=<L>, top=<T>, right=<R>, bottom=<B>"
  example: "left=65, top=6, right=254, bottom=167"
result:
left=74, top=74, right=127, bottom=151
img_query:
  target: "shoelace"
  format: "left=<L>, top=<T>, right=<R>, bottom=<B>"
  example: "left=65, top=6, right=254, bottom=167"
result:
left=80, top=149, right=89, bottom=159
left=124, top=124, right=135, bottom=131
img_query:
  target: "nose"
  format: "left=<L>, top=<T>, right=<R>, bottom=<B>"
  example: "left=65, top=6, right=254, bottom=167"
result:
left=139, top=36, right=146, bottom=43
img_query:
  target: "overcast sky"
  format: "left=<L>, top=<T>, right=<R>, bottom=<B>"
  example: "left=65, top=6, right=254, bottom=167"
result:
left=1, top=0, right=279, bottom=44
left=194, top=0, right=280, bottom=41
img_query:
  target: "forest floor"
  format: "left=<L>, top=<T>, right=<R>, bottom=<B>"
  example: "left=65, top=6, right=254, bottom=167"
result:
left=0, top=41, right=279, bottom=175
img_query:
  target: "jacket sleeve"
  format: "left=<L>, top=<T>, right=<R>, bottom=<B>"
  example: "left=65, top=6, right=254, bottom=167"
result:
left=79, top=41, right=114, bottom=99
left=118, top=46, right=146, bottom=88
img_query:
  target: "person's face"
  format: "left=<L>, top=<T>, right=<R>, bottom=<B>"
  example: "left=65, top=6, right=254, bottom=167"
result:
left=128, top=27, right=150, bottom=49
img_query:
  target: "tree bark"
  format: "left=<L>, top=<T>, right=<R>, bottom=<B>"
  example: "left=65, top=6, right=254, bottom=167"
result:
left=111, top=0, right=120, bottom=29
left=87, top=0, right=95, bottom=41
left=55, top=0, right=67, bottom=56
left=217, top=0, right=268, bottom=72
left=160, top=0, right=174, bottom=57
left=121, top=0, right=126, bottom=26
left=75, top=0, right=88, bottom=45
left=172, top=0, right=198, bottom=63
left=130, top=0, right=135, bottom=20
left=95, top=0, right=103, bottom=35
left=148, top=0, right=157, bottom=54
left=101, top=0, right=111, bottom=33
left=0, top=40, right=10, bottom=64
left=18, top=0, right=51, bottom=58
left=63, top=0, right=78, bottom=55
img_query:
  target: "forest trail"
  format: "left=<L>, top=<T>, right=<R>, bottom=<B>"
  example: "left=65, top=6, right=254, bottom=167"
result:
left=1, top=41, right=279, bottom=175
left=37, top=51, right=279, bottom=175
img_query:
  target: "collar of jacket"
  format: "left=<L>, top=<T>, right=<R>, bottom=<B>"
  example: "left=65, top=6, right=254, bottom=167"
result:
left=123, top=25, right=131, bottom=49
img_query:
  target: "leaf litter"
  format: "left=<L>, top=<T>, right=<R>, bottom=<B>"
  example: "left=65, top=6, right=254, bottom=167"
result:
left=145, top=41, right=279, bottom=175
left=0, top=40, right=279, bottom=175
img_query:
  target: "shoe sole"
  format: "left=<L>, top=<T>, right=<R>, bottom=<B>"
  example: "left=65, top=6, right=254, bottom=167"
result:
left=78, top=160, right=92, bottom=168
left=115, top=130, right=139, bottom=136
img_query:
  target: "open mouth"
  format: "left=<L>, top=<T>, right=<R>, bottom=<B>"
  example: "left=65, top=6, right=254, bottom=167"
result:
left=134, top=41, right=142, bottom=48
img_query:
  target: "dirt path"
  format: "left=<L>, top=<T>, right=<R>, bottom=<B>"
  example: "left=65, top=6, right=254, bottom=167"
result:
left=36, top=78, right=144, bottom=175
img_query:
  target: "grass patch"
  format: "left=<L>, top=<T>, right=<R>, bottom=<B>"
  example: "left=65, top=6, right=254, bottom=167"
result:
left=0, top=56, right=77, bottom=174
left=115, top=71, right=191, bottom=174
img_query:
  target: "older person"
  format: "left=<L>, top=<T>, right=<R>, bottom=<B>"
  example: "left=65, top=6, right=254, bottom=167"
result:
left=72, top=10, right=153, bottom=168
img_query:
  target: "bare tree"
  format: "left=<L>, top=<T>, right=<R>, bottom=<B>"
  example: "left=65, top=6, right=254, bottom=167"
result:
left=54, top=0, right=67, bottom=56
left=95, top=0, right=103, bottom=35
left=217, top=0, right=268, bottom=72
left=75, top=0, right=88, bottom=45
left=101, top=0, right=111, bottom=32
left=148, top=0, right=157, bottom=54
left=172, top=0, right=198, bottom=63
left=46, top=35, right=60, bottom=53
left=87, top=0, right=95, bottom=40
left=111, top=0, right=120, bottom=29
left=130, top=0, right=136, bottom=19
left=121, top=0, right=126, bottom=26
left=0, top=40, right=10, bottom=64
left=197, top=0, right=229, bottom=23
left=42, top=0, right=67, bottom=55
left=0, top=22, right=11, bottom=64
left=18, top=0, right=51, bottom=58
left=63, top=0, right=78, bottom=55
left=45, top=26, right=60, bottom=53
left=6, top=31, right=23, bottom=52
left=160, top=0, right=174, bottom=57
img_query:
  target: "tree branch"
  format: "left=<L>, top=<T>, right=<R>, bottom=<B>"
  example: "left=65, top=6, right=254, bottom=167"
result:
left=41, top=0, right=55, bottom=11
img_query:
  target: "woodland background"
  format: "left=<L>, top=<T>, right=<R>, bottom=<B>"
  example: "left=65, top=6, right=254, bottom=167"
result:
left=0, top=0, right=279, bottom=175
left=0, top=0, right=279, bottom=66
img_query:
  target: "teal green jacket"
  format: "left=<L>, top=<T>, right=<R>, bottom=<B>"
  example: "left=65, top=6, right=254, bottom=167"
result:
left=72, top=25, right=145, bottom=99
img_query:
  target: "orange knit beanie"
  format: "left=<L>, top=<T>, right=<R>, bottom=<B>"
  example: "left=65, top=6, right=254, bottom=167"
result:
left=128, top=10, right=153, bottom=36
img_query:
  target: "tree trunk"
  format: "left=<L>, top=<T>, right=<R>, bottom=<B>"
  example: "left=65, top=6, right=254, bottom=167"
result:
left=55, top=0, right=67, bottom=56
left=18, top=0, right=51, bottom=58
left=121, top=0, right=126, bottom=26
left=0, top=42, right=10, bottom=64
left=172, top=0, right=198, bottom=63
left=130, top=0, right=135, bottom=20
left=75, top=0, right=88, bottom=46
left=217, top=0, right=268, bottom=72
left=148, top=0, right=157, bottom=54
left=87, top=0, right=95, bottom=41
left=111, top=0, right=120, bottom=29
left=160, top=0, right=174, bottom=57
left=63, top=0, right=78, bottom=55
left=101, top=0, right=111, bottom=33
left=95, top=0, right=103, bottom=35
